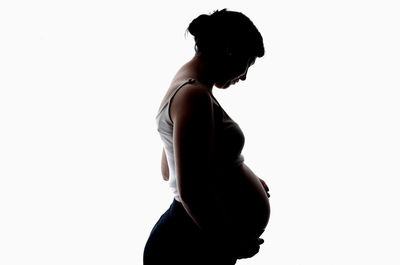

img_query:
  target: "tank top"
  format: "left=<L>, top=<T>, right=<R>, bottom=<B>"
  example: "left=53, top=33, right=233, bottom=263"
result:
left=155, top=78, right=245, bottom=199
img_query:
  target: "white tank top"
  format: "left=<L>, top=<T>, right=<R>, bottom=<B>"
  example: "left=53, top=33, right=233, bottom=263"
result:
left=155, top=78, right=245, bottom=199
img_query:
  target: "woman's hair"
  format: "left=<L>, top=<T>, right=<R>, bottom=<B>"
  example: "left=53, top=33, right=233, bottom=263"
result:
left=186, top=9, right=264, bottom=60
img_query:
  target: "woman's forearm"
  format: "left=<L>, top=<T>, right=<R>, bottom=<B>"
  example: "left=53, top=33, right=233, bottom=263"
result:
left=179, top=185, right=261, bottom=259
left=179, top=182, right=233, bottom=236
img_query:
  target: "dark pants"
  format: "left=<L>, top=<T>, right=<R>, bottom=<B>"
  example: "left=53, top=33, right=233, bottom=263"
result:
left=143, top=199, right=237, bottom=265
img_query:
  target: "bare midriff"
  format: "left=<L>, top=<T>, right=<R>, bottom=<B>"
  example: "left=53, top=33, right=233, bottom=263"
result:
left=176, top=163, right=270, bottom=239
left=212, top=163, right=270, bottom=239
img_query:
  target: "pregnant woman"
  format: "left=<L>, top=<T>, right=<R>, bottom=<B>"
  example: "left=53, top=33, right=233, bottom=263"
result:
left=143, top=9, right=271, bottom=265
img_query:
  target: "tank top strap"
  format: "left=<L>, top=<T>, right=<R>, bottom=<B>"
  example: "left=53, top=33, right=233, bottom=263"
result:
left=156, top=78, right=195, bottom=118
left=168, top=78, right=195, bottom=104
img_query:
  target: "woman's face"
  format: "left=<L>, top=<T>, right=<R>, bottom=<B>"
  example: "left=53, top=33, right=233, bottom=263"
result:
left=214, top=55, right=256, bottom=89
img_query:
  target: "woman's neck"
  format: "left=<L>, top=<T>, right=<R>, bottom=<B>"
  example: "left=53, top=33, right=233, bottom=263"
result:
left=179, top=54, right=216, bottom=91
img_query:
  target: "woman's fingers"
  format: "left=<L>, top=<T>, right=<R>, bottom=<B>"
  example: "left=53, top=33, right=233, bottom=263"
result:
left=234, top=237, right=264, bottom=259
left=258, top=178, right=270, bottom=197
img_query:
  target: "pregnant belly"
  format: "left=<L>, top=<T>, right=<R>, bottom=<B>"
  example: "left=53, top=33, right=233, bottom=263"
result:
left=213, top=163, right=270, bottom=239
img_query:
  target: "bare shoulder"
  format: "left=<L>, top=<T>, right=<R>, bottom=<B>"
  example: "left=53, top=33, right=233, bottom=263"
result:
left=170, top=82, right=213, bottom=123
left=173, top=81, right=211, bottom=102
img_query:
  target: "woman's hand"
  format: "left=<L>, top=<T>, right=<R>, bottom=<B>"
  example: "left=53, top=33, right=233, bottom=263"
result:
left=232, top=237, right=264, bottom=259
left=258, top=177, right=270, bottom=198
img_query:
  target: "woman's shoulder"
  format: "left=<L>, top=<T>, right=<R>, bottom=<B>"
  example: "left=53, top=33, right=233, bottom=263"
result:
left=169, top=78, right=214, bottom=122
left=170, top=77, right=212, bottom=101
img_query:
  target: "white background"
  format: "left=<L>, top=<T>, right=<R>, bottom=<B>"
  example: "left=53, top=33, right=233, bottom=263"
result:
left=1, top=0, right=399, bottom=264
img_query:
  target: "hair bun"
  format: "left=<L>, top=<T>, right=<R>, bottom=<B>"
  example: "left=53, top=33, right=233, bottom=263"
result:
left=186, top=9, right=265, bottom=58
left=187, top=14, right=211, bottom=39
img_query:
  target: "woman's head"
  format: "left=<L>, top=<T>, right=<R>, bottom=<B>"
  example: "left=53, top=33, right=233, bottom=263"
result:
left=187, top=9, right=264, bottom=88
left=187, top=9, right=264, bottom=60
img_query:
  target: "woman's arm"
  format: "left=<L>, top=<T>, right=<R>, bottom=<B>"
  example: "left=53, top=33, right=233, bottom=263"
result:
left=171, top=84, right=263, bottom=259
left=171, top=84, right=227, bottom=230
left=161, top=148, right=169, bottom=181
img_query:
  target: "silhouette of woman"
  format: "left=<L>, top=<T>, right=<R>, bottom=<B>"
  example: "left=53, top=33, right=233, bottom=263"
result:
left=144, top=9, right=271, bottom=265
